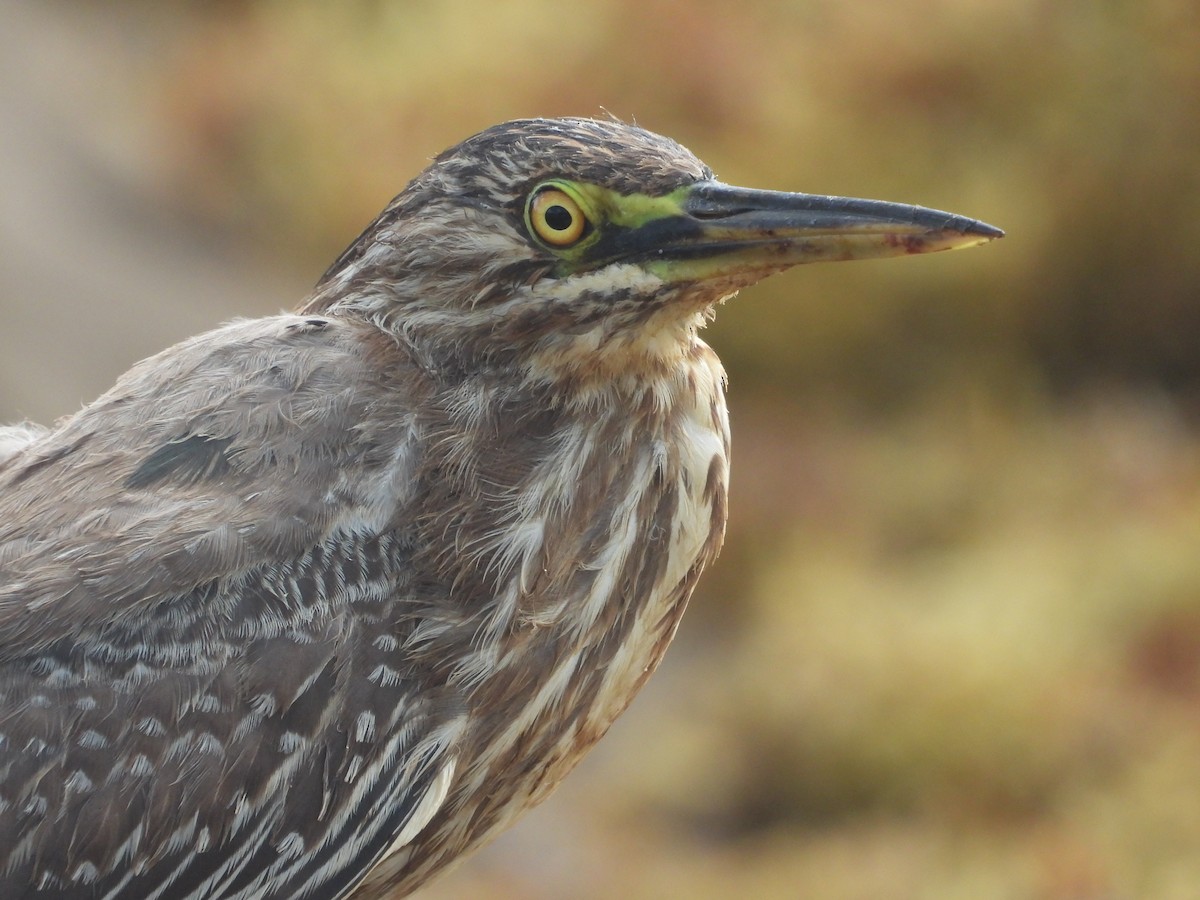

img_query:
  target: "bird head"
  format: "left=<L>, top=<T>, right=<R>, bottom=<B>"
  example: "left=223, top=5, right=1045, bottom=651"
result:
left=308, top=117, right=1001, bottom=378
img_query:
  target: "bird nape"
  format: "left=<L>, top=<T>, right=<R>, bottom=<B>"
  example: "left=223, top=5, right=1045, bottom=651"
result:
left=0, top=118, right=1001, bottom=898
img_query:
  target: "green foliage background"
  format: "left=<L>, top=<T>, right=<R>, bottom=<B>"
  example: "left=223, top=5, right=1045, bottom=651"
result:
left=6, top=0, right=1200, bottom=896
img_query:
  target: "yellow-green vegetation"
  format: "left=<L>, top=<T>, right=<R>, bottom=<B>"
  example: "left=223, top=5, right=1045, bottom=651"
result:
left=138, top=1, right=1200, bottom=895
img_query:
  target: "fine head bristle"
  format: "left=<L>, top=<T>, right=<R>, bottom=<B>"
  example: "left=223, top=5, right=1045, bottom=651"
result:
left=424, top=117, right=714, bottom=201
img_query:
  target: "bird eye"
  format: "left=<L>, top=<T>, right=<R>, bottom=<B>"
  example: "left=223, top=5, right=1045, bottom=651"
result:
left=527, top=187, right=588, bottom=247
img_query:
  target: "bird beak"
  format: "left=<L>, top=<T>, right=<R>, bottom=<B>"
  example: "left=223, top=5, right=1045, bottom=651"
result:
left=630, top=180, right=1003, bottom=285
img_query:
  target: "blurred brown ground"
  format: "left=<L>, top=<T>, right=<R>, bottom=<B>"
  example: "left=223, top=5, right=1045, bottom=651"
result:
left=4, top=1, right=1200, bottom=897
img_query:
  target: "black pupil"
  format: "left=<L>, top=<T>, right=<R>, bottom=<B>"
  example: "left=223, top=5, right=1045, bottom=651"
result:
left=544, top=204, right=574, bottom=232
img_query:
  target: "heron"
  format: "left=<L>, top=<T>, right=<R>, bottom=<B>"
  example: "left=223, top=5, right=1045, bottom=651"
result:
left=0, top=117, right=1000, bottom=898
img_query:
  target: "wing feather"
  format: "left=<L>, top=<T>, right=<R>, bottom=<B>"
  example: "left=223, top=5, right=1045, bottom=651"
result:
left=0, top=314, right=417, bottom=652
left=0, top=314, right=463, bottom=897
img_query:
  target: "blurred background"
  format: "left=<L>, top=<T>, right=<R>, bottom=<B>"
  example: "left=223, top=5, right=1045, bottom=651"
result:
left=3, top=0, right=1200, bottom=896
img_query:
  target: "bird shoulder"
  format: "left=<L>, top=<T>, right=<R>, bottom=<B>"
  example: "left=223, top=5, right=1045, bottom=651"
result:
left=0, top=313, right=426, bottom=655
